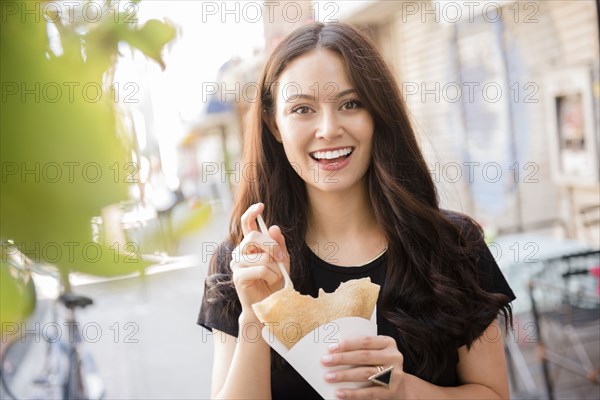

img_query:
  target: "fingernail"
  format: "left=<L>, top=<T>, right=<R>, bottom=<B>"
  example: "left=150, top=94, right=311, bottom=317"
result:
left=277, top=250, right=284, bottom=260
left=325, top=372, right=336, bottom=380
left=336, top=390, right=346, bottom=399
left=252, top=204, right=259, bottom=211
left=328, top=343, right=339, bottom=351
left=322, top=355, right=332, bottom=363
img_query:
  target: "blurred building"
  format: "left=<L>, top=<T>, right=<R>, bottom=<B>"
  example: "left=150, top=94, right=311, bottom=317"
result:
left=179, top=1, right=315, bottom=207
left=341, top=0, right=599, bottom=246
left=179, top=58, right=243, bottom=210
left=263, top=0, right=315, bottom=53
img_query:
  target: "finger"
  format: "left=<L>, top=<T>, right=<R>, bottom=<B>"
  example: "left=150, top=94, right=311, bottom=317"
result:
left=321, top=349, right=396, bottom=368
left=324, top=366, right=382, bottom=384
left=239, top=231, right=280, bottom=260
left=334, top=385, right=390, bottom=400
left=328, top=335, right=395, bottom=353
left=230, top=243, right=282, bottom=281
left=241, top=203, right=264, bottom=236
left=230, top=251, right=273, bottom=270
left=268, top=225, right=288, bottom=262
left=232, top=241, right=260, bottom=258
left=232, top=264, right=279, bottom=288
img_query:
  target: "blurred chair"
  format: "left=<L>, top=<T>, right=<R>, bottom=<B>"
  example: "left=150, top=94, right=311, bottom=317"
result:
left=528, top=250, right=600, bottom=400
left=505, top=327, right=546, bottom=399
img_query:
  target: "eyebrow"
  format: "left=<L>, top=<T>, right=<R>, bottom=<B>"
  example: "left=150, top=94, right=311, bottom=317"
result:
left=284, top=88, right=357, bottom=103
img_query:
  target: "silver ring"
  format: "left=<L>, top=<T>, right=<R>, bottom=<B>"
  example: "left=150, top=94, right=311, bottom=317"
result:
left=368, top=365, right=394, bottom=388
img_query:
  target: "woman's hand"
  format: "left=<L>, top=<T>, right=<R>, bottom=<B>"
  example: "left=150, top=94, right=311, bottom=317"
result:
left=230, top=202, right=290, bottom=313
left=321, top=335, right=407, bottom=399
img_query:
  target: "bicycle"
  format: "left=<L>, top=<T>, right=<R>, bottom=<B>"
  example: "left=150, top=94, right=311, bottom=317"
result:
left=0, top=242, right=105, bottom=400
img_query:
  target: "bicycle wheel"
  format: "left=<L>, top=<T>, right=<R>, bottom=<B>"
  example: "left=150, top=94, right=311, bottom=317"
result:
left=1, top=329, right=68, bottom=399
left=65, top=348, right=87, bottom=399
left=64, top=347, right=105, bottom=400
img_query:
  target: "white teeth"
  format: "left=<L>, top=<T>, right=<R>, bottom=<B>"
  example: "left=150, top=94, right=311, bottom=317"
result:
left=311, top=147, right=353, bottom=160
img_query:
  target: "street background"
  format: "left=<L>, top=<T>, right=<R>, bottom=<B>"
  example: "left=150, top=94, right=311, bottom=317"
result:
left=2, top=1, right=599, bottom=399
left=69, top=208, right=230, bottom=399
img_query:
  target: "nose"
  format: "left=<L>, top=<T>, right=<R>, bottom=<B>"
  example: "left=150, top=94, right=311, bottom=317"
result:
left=315, top=109, right=343, bottom=141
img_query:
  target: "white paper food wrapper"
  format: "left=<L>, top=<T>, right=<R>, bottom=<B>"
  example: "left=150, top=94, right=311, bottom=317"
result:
left=261, top=308, right=377, bottom=399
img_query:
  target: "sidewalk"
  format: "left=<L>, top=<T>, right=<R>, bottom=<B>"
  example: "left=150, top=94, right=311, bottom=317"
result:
left=70, top=205, right=230, bottom=399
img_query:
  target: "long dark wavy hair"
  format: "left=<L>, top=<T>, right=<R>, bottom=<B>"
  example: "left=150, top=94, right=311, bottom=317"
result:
left=204, top=21, right=512, bottom=382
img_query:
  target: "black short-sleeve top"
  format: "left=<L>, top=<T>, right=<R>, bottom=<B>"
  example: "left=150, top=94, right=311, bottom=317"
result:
left=197, top=219, right=516, bottom=399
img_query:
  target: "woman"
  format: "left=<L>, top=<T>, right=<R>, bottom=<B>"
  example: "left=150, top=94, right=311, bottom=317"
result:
left=198, top=21, right=515, bottom=400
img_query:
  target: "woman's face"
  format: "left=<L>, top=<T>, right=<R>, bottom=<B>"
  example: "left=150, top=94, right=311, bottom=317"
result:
left=271, top=48, right=375, bottom=194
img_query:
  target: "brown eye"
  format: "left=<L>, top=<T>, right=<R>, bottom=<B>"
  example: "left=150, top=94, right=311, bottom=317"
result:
left=342, top=100, right=361, bottom=110
left=292, top=105, right=311, bottom=114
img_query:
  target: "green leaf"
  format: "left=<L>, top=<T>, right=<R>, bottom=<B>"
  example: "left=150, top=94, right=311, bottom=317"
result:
left=171, top=203, right=213, bottom=238
left=61, top=243, right=152, bottom=277
left=0, top=262, right=36, bottom=332
left=1, top=2, right=128, bottom=274
left=0, top=1, right=176, bottom=281
left=120, top=19, right=177, bottom=69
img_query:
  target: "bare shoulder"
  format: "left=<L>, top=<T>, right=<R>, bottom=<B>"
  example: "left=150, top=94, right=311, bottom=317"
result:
left=457, top=320, right=510, bottom=398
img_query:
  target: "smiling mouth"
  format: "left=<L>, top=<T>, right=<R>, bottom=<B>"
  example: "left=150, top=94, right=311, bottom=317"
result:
left=309, top=147, right=354, bottom=164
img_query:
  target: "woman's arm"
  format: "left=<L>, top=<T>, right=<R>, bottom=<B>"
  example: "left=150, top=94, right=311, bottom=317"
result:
left=402, top=320, right=510, bottom=399
left=211, top=313, right=272, bottom=399
left=207, top=203, right=291, bottom=399
left=323, top=320, right=510, bottom=399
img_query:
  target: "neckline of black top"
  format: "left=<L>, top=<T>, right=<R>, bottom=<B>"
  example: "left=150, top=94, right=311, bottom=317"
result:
left=303, top=242, right=387, bottom=274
